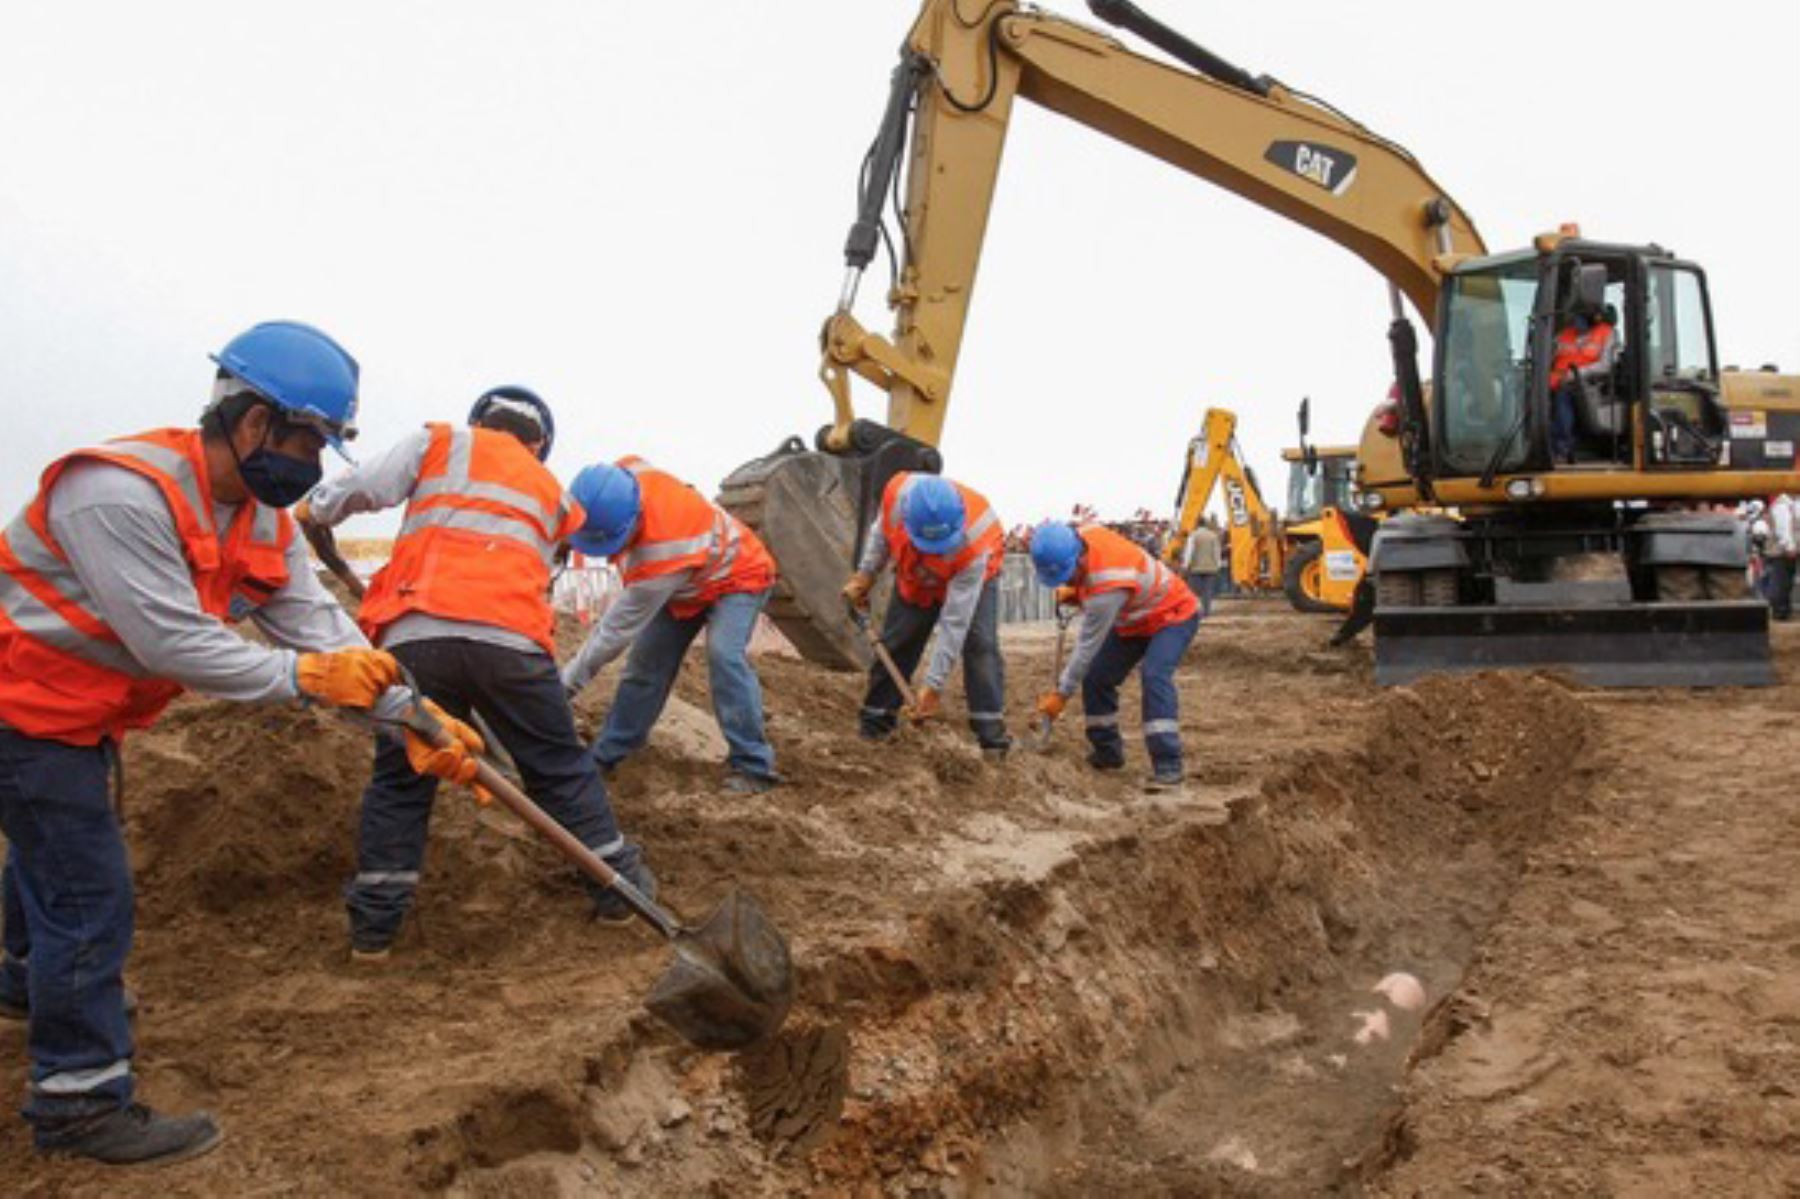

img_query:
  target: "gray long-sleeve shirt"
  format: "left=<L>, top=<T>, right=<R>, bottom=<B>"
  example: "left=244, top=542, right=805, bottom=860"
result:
left=1057, top=590, right=1128, bottom=697
left=39, top=460, right=365, bottom=705
left=858, top=518, right=990, bottom=691
left=561, top=573, right=687, bottom=694
left=304, top=426, right=542, bottom=655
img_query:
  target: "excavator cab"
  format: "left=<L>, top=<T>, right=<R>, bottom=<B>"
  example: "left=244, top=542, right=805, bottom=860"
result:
left=1430, top=240, right=1727, bottom=479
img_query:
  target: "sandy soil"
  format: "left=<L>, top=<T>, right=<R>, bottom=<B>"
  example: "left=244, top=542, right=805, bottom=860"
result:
left=1, top=600, right=1795, bottom=1195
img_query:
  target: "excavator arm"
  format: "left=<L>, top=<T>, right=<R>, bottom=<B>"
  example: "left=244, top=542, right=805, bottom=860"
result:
left=819, top=0, right=1485, bottom=452
left=724, top=0, right=1486, bottom=670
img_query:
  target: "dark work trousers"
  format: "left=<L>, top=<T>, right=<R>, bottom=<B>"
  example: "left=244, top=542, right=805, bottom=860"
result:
left=858, top=580, right=1009, bottom=750
left=1081, top=614, right=1201, bottom=772
left=345, top=637, right=623, bottom=949
left=1768, top=554, right=1796, bottom=621
left=0, top=731, right=135, bottom=1133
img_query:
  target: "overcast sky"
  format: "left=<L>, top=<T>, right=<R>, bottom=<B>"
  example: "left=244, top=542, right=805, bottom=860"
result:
left=3, top=1, right=1796, bottom=535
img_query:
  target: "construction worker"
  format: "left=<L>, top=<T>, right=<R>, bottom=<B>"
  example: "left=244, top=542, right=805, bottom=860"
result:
left=561, top=457, right=781, bottom=792
left=1181, top=515, right=1223, bottom=618
left=302, top=387, right=655, bottom=953
left=1768, top=493, right=1798, bottom=621
left=1549, top=280, right=1619, bottom=463
left=1028, top=520, right=1200, bottom=789
left=0, top=321, right=480, bottom=1166
left=842, top=472, right=1011, bottom=754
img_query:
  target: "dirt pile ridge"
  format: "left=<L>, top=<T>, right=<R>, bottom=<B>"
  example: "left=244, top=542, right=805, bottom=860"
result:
left=5, top=608, right=1791, bottom=1195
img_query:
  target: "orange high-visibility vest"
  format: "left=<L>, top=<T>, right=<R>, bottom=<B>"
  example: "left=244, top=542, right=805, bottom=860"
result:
left=0, top=428, right=294, bottom=746
left=359, top=424, right=582, bottom=653
left=615, top=458, right=776, bottom=620
left=1549, top=321, right=1616, bottom=388
left=878, top=472, right=1004, bottom=608
left=1074, top=524, right=1198, bottom=638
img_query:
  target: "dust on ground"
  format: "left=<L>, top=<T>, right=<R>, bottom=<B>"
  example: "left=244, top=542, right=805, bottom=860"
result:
left=0, top=600, right=1795, bottom=1195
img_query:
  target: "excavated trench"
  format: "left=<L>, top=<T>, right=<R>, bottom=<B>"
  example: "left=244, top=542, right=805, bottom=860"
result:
left=0, top=615, right=1602, bottom=1196
left=421, top=670, right=1597, bottom=1195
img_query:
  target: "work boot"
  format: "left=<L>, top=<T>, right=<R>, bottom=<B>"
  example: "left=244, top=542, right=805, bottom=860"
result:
left=722, top=770, right=779, bottom=795
left=980, top=739, right=1012, bottom=764
left=37, top=1103, right=223, bottom=1166
left=1144, top=765, right=1185, bottom=793
left=592, top=843, right=658, bottom=925
left=1085, top=749, right=1126, bottom=772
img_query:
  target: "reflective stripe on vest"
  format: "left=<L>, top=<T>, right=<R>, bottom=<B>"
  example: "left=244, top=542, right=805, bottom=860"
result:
left=616, top=459, right=765, bottom=610
left=400, top=428, right=559, bottom=566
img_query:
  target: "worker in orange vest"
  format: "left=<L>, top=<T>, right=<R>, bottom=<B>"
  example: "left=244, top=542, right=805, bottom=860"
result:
left=1028, top=520, right=1200, bottom=789
left=841, top=472, right=1012, bottom=753
left=1548, top=271, right=1619, bottom=463
left=302, top=388, right=655, bottom=949
left=0, top=322, right=475, bottom=1166
left=562, top=457, right=780, bottom=792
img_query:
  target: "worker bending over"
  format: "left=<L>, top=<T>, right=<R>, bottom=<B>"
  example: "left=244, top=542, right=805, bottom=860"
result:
left=1029, top=521, right=1200, bottom=789
left=843, top=472, right=1011, bottom=755
left=562, top=457, right=780, bottom=793
left=0, top=323, right=473, bottom=1165
left=302, top=387, right=654, bottom=950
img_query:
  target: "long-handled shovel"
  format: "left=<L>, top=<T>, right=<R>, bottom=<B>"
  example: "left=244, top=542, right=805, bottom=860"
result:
left=372, top=688, right=794, bottom=1052
left=847, top=603, right=918, bottom=711
left=1027, top=604, right=1075, bottom=752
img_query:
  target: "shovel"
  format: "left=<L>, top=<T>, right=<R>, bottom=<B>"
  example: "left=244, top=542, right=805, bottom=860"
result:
left=372, top=688, right=795, bottom=1052
left=847, top=603, right=918, bottom=712
left=1027, top=604, right=1075, bottom=752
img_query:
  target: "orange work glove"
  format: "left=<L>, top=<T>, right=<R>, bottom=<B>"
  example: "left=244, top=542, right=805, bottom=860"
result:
left=1054, top=585, right=1080, bottom=608
left=404, top=701, right=490, bottom=800
left=1035, top=691, right=1067, bottom=722
left=295, top=648, right=402, bottom=709
left=905, top=686, right=942, bottom=724
left=841, top=571, right=875, bottom=611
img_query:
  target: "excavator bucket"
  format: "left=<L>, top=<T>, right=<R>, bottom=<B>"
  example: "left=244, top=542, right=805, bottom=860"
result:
left=1373, top=600, right=1774, bottom=688
left=719, top=441, right=867, bottom=671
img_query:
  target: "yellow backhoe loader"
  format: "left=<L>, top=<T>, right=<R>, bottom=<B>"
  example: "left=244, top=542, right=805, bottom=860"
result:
left=1161, top=408, right=1282, bottom=594
left=720, top=0, right=1800, bottom=685
left=1160, top=405, right=1366, bottom=614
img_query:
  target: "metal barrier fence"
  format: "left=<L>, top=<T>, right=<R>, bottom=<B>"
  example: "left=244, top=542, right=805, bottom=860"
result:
left=997, top=552, right=1056, bottom=624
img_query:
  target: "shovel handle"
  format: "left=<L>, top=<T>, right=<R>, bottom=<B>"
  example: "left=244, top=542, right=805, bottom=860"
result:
left=848, top=603, right=917, bottom=710
left=396, top=692, right=681, bottom=941
left=302, top=519, right=366, bottom=600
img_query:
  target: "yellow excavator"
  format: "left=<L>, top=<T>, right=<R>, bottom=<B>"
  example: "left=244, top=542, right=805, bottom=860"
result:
left=720, top=0, right=1800, bottom=685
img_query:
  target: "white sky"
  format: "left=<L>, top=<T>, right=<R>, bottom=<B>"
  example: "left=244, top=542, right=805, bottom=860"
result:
left=3, top=1, right=1797, bottom=534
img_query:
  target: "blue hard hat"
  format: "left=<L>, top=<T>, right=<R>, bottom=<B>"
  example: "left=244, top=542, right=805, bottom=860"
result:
left=469, top=385, right=555, bottom=460
left=1030, top=521, right=1083, bottom=587
left=209, top=320, right=360, bottom=455
left=568, top=462, right=641, bottom=558
left=902, top=476, right=967, bottom=555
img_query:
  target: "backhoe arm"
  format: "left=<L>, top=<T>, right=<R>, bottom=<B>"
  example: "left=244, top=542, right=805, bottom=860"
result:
left=1164, top=408, right=1237, bottom=565
left=822, top=0, right=1487, bottom=451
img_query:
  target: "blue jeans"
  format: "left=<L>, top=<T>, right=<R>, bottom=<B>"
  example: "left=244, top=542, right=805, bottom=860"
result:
left=858, top=580, right=1009, bottom=749
left=1081, top=614, right=1200, bottom=772
left=1183, top=572, right=1217, bottom=617
left=593, top=590, right=777, bottom=780
left=1552, top=381, right=1579, bottom=459
left=0, top=731, right=135, bottom=1130
left=347, top=637, right=626, bottom=949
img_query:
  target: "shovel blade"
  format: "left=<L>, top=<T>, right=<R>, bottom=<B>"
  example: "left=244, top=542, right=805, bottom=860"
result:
left=645, top=889, right=794, bottom=1051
